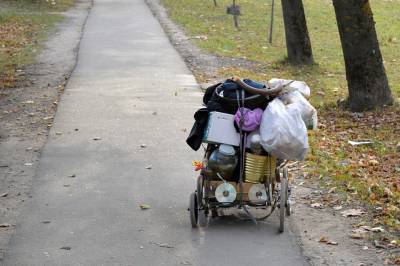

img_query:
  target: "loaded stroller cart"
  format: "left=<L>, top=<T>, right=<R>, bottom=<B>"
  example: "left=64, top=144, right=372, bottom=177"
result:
left=186, top=76, right=317, bottom=232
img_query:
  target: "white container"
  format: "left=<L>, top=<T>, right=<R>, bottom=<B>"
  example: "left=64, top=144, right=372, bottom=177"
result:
left=203, top=112, right=240, bottom=146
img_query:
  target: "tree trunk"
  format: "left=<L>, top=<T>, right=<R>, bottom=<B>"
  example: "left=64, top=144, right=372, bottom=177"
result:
left=332, top=0, right=393, bottom=111
left=280, top=0, right=313, bottom=65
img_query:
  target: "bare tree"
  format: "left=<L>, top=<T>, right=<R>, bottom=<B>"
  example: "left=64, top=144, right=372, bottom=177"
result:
left=332, top=0, right=393, bottom=111
left=280, top=0, right=313, bottom=64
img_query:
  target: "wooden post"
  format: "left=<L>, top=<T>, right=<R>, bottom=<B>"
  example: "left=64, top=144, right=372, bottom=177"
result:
left=268, top=0, right=275, bottom=43
left=233, top=0, right=239, bottom=29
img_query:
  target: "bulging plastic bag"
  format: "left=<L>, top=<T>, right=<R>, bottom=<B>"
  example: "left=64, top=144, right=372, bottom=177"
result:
left=280, top=90, right=318, bottom=130
left=269, top=78, right=311, bottom=99
left=260, top=98, right=309, bottom=161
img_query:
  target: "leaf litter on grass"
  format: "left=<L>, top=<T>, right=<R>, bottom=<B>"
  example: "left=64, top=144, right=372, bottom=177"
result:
left=0, top=0, right=72, bottom=89
left=307, top=106, right=400, bottom=232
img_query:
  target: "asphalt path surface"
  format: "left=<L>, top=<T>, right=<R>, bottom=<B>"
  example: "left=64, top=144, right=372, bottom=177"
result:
left=4, top=0, right=309, bottom=265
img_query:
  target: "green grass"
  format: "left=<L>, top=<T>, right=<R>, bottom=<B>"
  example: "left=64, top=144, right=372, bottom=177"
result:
left=161, top=0, right=400, bottom=106
left=0, top=0, right=75, bottom=12
left=0, top=0, right=75, bottom=88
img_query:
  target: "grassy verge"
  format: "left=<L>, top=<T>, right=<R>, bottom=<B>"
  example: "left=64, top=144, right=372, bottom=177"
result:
left=161, top=0, right=400, bottom=235
left=309, top=107, right=400, bottom=231
left=0, top=0, right=75, bottom=88
left=162, top=0, right=400, bottom=104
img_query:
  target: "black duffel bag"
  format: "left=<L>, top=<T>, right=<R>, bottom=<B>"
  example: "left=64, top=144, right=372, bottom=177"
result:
left=204, top=79, right=270, bottom=114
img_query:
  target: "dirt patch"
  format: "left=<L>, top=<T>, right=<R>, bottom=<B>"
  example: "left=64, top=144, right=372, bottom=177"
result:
left=145, top=0, right=392, bottom=265
left=0, top=0, right=91, bottom=260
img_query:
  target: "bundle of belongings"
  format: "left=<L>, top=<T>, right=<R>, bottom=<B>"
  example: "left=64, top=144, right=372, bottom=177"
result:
left=186, top=77, right=317, bottom=182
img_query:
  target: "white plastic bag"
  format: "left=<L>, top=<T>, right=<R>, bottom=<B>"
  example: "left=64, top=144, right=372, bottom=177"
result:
left=280, top=90, right=318, bottom=130
left=269, top=78, right=311, bottom=99
left=260, top=98, right=309, bottom=161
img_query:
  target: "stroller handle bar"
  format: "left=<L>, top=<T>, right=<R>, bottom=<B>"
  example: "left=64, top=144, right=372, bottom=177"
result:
left=232, top=76, right=283, bottom=96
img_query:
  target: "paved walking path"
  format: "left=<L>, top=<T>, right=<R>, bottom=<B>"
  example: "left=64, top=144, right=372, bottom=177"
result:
left=4, top=0, right=308, bottom=265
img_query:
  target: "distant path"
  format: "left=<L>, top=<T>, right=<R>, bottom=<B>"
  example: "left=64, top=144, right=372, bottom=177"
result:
left=3, top=0, right=308, bottom=265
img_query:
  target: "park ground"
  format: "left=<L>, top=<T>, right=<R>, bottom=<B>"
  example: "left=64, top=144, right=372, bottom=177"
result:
left=157, top=0, right=400, bottom=263
left=0, top=0, right=399, bottom=264
left=0, top=0, right=74, bottom=89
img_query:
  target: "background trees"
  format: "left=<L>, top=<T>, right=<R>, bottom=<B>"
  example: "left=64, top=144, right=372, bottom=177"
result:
left=332, top=0, right=393, bottom=111
left=280, top=0, right=313, bottom=65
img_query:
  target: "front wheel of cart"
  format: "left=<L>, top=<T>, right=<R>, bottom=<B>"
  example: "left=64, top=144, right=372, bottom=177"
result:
left=286, top=181, right=291, bottom=216
left=189, top=192, right=199, bottom=228
left=279, top=167, right=288, bottom=233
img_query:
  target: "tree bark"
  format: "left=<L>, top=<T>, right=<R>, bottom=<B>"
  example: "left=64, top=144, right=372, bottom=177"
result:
left=280, top=0, right=313, bottom=65
left=332, top=0, right=393, bottom=111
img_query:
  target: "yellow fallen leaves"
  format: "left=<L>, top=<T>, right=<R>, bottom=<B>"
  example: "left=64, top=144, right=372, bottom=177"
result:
left=319, top=236, right=338, bottom=245
left=139, top=204, right=151, bottom=210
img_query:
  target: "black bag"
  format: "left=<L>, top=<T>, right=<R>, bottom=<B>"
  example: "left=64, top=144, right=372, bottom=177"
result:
left=186, top=108, right=209, bottom=151
left=186, top=79, right=270, bottom=151
left=205, top=79, right=270, bottom=114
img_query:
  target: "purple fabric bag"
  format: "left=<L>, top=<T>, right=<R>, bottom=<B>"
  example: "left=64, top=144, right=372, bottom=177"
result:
left=234, top=107, right=263, bottom=132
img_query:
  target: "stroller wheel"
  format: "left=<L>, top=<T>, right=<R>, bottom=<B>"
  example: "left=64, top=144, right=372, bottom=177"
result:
left=196, top=175, right=204, bottom=207
left=286, top=185, right=291, bottom=216
left=279, top=166, right=288, bottom=233
left=189, top=192, right=199, bottom=228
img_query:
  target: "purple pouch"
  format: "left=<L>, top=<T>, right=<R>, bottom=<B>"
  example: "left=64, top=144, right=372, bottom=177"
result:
left=234, top=107, right=263, bottom=132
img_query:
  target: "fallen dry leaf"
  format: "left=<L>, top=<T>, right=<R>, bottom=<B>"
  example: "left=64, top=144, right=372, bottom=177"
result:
left=341, top=209, right=365, bottom=217
left=0, top=223, right=11, bottom=228
left=350, top=233, right=364, bottom=239
left=311, top=203, right=323, bottom=209
left=139, top=204, right=151, bottom=210
left=370, top=227, right=385, bottom=233
left=328, top=187, right=337, bottom=193
left=149, top=241, right=174, bottom=248
left=319, top=236, right=329, bottom=243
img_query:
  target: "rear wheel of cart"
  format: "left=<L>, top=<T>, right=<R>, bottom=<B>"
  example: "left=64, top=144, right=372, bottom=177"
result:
left=189, top=192, right=199, bottom=228
left=196, top=175, right=204, bottom=208
left=279, top=167, right=288, bottom=233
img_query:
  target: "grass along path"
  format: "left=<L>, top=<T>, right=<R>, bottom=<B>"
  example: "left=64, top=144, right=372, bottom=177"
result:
left=0, top=0, right=74, bottom=89
left=161, top=0, right=400, bottom=250
left=162, top=0, right=400, bottom=105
